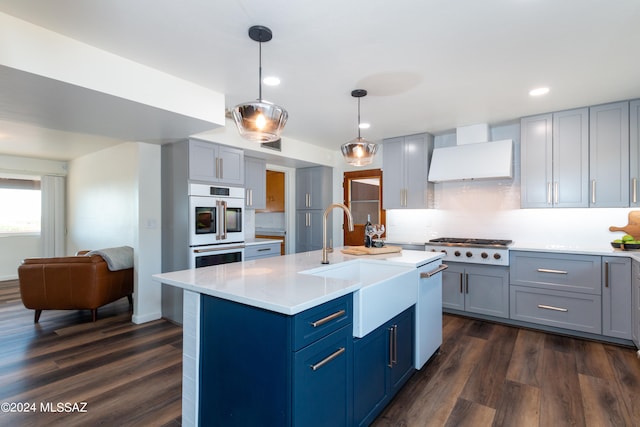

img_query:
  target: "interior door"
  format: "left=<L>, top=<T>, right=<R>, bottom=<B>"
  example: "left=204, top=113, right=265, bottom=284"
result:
left=343, top=169, right=385, bottom=247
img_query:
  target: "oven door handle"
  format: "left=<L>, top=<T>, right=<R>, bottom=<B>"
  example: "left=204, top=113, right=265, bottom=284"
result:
left=220, top=200, right=228, bottom=240
left=193, top=245, right=245, bottom=254
left=215, top=200, right=222, bottom=240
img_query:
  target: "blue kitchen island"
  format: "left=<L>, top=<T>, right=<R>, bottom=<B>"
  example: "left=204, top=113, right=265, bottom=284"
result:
left=153, top=248, right=443, bottom=426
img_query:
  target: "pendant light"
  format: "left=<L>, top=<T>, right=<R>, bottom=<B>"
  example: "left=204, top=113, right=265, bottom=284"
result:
left=341, top=89, right=378, bottom=166
left=232, top=25, right=288, bottom=143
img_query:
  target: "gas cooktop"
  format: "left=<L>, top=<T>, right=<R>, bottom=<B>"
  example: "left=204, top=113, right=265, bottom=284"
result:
left=427, top=238, right=513, bottom=248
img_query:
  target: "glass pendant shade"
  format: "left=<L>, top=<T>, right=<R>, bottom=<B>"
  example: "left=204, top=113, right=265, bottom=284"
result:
left=342, top=89, right=377, bottom=166
left=341, top=137, right=378, bottom=166
left=233, top=25, right=288, bottom=143
left=232, top=100, right=288, bottom=143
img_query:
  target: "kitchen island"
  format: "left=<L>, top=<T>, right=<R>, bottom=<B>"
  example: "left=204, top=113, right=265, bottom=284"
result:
left=153, top=248, right=443, bottom=427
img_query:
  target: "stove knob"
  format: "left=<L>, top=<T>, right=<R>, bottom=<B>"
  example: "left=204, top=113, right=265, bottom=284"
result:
left=466, top=251, right=473, bottom=258
left=440, top=249, right=447, bottom=255
left=493, top=253, right=502, bottom=260
left=481, top=252, right=488, bottom=259
left=454, top=251, right=461, bottom=257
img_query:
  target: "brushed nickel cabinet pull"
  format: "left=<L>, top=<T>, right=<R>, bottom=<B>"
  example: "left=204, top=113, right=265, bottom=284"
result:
left=310, top=347, right=345, bottom=371
left=538, top=304, right=568, bottom=312
left=459, top=272, right=463, bottom=294
left=420, top=264, right=449, bottom=278
left=310, top=309, right=346, bottom=328
left=547, top=182, right=552, bottom=205
left=554, top=182, right=559, bottom=204
left=591, top=179, right=596, bottom=204
left=605, top=261, right=609, bottom=288
left=633, top=178, right=637, bottom=204
left=257, top=248, right=270, bottom=252
left=215, top=158, right=220, bottom=179
left=388, top=327, right=394, bottom=367
left=537, top=268, right=568, bottom=274
left=220, top=158, right=224, bottom=179
left=465, top=273, right=469, bottom=294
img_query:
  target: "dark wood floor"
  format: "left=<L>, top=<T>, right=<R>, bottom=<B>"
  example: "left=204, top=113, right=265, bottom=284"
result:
left=1, top=279, right=639, bottom=426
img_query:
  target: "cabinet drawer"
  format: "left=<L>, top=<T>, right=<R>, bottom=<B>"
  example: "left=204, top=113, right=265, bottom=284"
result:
left=244, top=242, right=281, bottom=260
left=510, top=251, right=601, bottom=294
left=510, top=285, right=601, bottom=334
left=293, top=295, right=352, bottom=350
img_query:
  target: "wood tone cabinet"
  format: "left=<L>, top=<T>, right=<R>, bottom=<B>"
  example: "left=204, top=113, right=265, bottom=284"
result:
left=589, top=102, right=629, bottom=207
left=630, top=100, right=640, bottom=206
left=295, top=166, right=332, bottom=253
left=188, top=139, right=244, bottom=186
left=382, top=133, right=433, bottom=209
left=244, top=157, right=266, bottom=209
left=520, top=108, right=589, bottom=208
left=353, top=306, right=414, bottom=427
left=602, top=256, right=632, bottom=339
left=199, top=294, right=352, bottom=427
left=442, top=262, right=510, bottom=319
left=263, top=170, right=285, bottom=212
left=632, top=260, right=640, bottom=349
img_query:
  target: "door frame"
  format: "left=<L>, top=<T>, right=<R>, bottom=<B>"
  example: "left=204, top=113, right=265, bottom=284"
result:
left=343, top=169, right=385, bottom=246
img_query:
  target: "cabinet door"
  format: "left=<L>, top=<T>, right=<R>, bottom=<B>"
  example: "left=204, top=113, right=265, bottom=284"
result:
left=521, top=114, right=553, bottom=208
left=632, top=260, right=640, bottom=348
left=589, top=102, right=630, bottom=207
left=353, top=325, right=389, bottom=427
left=404, top=134, right=431, bottom=209
left=630, top=100, right=640, bottom=206
left=382, top=137, right=406, bottom=209
left=244, top=157, right=266, bottom=209
left=296, top=167, right=332, bottom=210
left=218, top=145, right=244, bottom=185
left=465, top=264, right=510, bottom=318
left=553, top=108, right=589, bottom=207
left=293, top=326, right=351, bottom=427
left=295, top=211, right=330, bottom=253
left=442, top=264, right=465, bottom=310
left=388, top=307, right=415, bottom=393
left=602, top=257, right=632, bottom=339
left=189, top=140, right=217, bottom=182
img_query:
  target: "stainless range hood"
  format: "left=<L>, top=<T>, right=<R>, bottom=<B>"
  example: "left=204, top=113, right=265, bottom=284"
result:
left=428, top=124, right=513, bottom=183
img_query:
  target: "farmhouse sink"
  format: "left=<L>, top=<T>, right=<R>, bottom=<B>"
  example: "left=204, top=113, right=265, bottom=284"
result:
left=300, top=260, right=418, bottom=338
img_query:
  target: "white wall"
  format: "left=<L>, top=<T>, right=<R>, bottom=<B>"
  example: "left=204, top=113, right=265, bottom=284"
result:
left=67, top=142, right=162, bottom=323
left=386, top=122, right=633, bottom=248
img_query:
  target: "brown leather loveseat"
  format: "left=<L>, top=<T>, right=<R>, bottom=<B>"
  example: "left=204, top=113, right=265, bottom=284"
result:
left=18, top=249, right=134, bottom=323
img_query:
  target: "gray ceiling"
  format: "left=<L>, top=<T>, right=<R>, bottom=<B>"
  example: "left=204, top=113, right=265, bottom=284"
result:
left=1, top=0, right=639, bottom=161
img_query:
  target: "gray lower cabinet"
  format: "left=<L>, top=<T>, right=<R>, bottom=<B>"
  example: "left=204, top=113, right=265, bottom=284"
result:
left=589, top=102, right=629, bottom=207
left=510, top=251, right=602, bottom=335
left=296, top=211, right=330, bottom=253
left=442, top=262, right=509, bottom=318
left=520, top=108, right=589, bottom=208
left=244, top=157, right=266, bottom=209
left=244, top=241, right=281, bottom=261
left=602, top=256, right=632, bottom=339
left=633, top=260, right=640, bottom=349
left=382, top=133, right=433, bottom=209
left=630, top=100, right=640, bottom=206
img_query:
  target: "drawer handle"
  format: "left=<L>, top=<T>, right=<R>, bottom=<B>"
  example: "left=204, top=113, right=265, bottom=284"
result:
left=310, top=347, right=345, bottom=371
left=257, top=248, right=271, bottom=252
left=420, top=264, right=449, bottom=278
left=537, top=268, right=568, bottom=275
left=310, top=309, right=346, bottom=328
left=537, top=304, right=568, bottom=312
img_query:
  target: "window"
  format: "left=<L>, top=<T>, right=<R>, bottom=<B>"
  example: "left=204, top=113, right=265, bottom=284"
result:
left=0, top=177, right=41, bottom=235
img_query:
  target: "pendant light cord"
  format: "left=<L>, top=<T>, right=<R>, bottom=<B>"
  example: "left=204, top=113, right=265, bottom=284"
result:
left=258, top=41, right=263, bottom=101
left=357, top=97, right=361, bottom=139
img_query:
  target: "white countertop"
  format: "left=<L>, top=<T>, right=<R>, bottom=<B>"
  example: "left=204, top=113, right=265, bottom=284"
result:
left=153, top=248, right=443, bottom=315
left=510, top=241, right=640, bottom=260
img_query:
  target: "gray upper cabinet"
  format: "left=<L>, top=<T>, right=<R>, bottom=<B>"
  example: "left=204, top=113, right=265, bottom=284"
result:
left=602, top=256, right=632, bottom=339
left=188, top=139, right=244, bottom=186
left=244, top=157, right=266, bottom=209
left=382, top=133, right=433, bottom=209
left=589, top=102, right=629, bottom=207
left=521, top=108, right=589, bottom=208
left=296, top=166, right=332, bottom=210
left=630, top=100, right=640, bottom=206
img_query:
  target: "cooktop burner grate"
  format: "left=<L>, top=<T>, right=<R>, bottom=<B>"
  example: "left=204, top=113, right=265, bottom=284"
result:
left=428, top=237, right=512, bottom=247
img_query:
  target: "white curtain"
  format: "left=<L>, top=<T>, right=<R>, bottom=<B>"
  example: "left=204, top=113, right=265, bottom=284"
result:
left=41, top=175, right=66, bottom=257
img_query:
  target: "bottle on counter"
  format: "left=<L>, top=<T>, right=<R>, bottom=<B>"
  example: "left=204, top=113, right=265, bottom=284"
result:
left=364, top=214, right=373, bottom=248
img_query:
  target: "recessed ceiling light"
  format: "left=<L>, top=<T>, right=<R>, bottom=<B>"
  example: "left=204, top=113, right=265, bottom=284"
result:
left=263, top=76, right=281, bottom=86
left=529, top=87, right=550, bottom=97
left=358, top=123, right=370, bottom=129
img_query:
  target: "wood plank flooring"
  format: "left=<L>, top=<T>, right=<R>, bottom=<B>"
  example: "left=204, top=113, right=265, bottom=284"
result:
left=1, top=279, right=638, bottom=426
